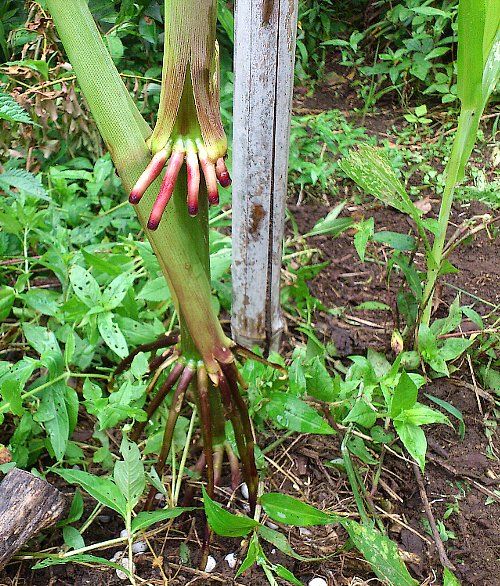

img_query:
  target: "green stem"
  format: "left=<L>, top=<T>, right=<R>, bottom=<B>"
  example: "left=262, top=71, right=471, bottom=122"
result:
left=47, top=0, right=231, bottom=371
left=0, top=371, right=107, bottom=414
left=421, top=109, right=477, bottom=327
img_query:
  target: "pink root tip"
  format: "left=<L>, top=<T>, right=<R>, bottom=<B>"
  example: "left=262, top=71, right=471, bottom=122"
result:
left=208, top=189, right=219, bottom=205
left=130, top=149, right=169, bottom=205
left=216, top=158, right=232, bottom=188
left=219, top=172, right=231, bottom=188
left=186, top=151, right=200, bottom=218
left=146, top=150, right=185, bottom=230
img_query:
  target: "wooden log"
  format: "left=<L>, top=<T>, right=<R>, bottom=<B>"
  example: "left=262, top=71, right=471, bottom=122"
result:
left=231, top=0, right=299, bottom=353
left=0, top=468, right=67, bottom=570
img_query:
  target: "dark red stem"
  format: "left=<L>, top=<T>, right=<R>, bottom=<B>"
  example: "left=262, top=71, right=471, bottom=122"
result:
left=131, top=362, right=185, bottom=442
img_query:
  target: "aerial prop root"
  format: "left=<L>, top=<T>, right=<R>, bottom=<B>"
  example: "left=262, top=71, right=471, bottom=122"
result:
left=129, top=141, right=231, bottom=228
left=129, top=348, right=260, bottom=514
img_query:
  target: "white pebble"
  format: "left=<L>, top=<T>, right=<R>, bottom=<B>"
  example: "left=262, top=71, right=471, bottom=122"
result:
left=265, top=520, right=279, bottom=530
left=119, top=529, right=130, bottom=539
left=109, top=551, right=122, bottom=563
left=154, top=492, right=165, bottom=501
left=224, top=553, right=238, bottom=569
left=309, top=578, right=328, bottom=586
left=204, top=555, right=217, bottom=573
left=299, top=527, right=312, bottom=536
left=116, top=557, right=135, bottom=581
left=132, top=541, right=147, bottom=554
left=240, top=482, right=249, bottom=500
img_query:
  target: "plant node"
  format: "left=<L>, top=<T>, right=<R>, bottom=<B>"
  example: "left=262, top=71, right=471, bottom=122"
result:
left=128, top=0, right=231, bottom=228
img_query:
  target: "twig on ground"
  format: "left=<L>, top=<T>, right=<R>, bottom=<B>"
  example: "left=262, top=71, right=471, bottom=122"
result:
left=413, top=462, right=455, bottom=571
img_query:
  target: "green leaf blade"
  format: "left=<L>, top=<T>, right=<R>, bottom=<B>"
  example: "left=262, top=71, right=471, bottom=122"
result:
left=260, top=493, right=337, bottom=527
left=56, top=469, right=127, bottom=517
left=202, top=487, right=258, bottom=537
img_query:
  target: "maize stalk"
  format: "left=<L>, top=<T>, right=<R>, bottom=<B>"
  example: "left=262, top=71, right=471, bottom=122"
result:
left=46, top=0, right=258, bottom=514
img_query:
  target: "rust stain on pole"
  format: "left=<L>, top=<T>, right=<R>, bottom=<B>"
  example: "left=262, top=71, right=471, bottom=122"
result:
left=250, top=203, right=266, bottom=235
left=262, top=0, right=275, bottom=24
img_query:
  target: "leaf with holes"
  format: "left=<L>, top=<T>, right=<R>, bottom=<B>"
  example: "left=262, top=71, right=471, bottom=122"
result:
left=102, top=273, right=135, bottom=310
left=97, top=312, right=129, bottom=358
left=69, top=266, right=102, bottom=308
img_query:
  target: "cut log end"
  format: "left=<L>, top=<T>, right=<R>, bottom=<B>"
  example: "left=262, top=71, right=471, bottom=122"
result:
left=0, top=468, right=67, bottom=571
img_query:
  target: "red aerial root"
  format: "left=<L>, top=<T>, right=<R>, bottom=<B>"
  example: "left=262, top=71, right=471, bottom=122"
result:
left=130, top=144, right=232, bottom=229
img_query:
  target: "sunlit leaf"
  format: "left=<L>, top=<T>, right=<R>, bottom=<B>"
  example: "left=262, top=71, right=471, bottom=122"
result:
left=265, top=392, right=335, bottom=435
left=260, top=493, right=338, bottom=526
left=202, top=487, right=258, bottom=537
left=344, top=520, right=418, bottom=586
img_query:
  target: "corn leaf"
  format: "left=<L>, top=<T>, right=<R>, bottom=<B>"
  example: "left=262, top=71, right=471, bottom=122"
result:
left=340, top=145, right=423, bottom=230
left=457, top=0, right=487, bottom=109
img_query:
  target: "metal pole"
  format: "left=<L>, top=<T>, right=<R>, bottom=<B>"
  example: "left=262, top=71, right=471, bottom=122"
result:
left=231, top=0, right=298, bottom=352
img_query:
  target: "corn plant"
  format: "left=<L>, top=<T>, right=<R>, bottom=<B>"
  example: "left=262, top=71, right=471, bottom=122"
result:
left=341, top=0, right=499, bottom=339
left=45, top=0, right=258, bottom=512
left=420, top=0, right=499, bottom=325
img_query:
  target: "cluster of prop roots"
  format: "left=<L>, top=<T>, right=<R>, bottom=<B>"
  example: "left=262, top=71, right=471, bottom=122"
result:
left=129, top=144, right=231, bottom=228
left=114, top=332, right=258, bottom=514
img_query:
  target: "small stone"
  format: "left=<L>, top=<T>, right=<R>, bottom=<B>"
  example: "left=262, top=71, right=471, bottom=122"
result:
left=109, top=551, right=122, bottom=563
left=240, top=482, right=249, bottom=500
left=204, top=555, right=217, bottom=573
left=309, top=578, right=328, bottom=586
left=132, top=541, right=147, bottom=554
left=98, top=515, right=111, bottom=524
left=120, top=529, right=130, bottom=539
left=265, top=520, right=279, bottom=530
left=224, top=552, right=238, bottom=569
left=299, top=527, right=312, bottom=536
left=116, top=557, right=135, bottom=580
left=154, top=492, right=165, bottom=501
